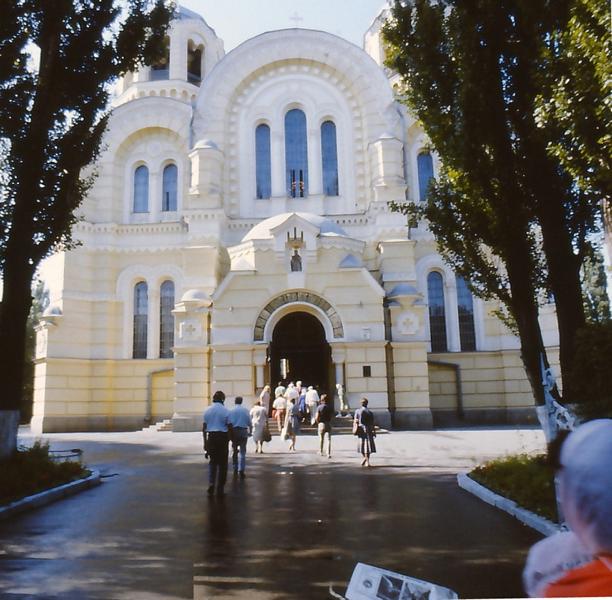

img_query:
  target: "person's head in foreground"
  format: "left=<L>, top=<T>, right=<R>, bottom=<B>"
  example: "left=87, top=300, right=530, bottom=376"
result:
left=523, top=418, right=612, bottom=597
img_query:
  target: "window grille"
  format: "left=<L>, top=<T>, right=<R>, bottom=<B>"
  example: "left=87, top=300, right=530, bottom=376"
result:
left=162, top=164, right=177, bottom=211
left=427, top=271, right=448, bottom=352
left=321, top=120, right=339, bottom=196
left=285, top=109, right=308, bottom=197
left=255, top=124, right=271, bottom=199
left=133, top=282, right=148, bottom=358
left=159, top=280, right=175, bottom=358
left=133, top=165, right=149, bottom=213
left=456, top=276, right=476, bottom=351
left=417, top=151, right=434, bottom=202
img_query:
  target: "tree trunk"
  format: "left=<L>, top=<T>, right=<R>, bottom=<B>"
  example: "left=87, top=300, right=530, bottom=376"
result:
left=506, top=250, right=547, bottom=407
left=537, top=195, right=586, bottom=403
left=0, top=251, right=35, bottom=457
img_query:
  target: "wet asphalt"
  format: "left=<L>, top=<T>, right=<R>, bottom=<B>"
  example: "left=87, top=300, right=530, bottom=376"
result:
left=0, top=428, right=545, bottom=599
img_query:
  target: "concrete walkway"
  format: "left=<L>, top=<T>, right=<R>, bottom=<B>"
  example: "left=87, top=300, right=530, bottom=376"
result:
left=0, top=427, right=546, bottom=599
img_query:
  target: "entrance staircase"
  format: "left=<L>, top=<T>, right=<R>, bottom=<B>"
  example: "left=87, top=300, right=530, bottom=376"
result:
left=144, top=419, right=173, bottom=432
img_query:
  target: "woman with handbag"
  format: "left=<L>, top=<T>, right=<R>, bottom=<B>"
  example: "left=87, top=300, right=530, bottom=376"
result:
left=250, top=400, right=269, bottom=453
left=353, top=397, right=376, bottom=467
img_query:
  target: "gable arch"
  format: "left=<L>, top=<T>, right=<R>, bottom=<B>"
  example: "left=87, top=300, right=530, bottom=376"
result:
left=253, top=291, right=344, bottom=342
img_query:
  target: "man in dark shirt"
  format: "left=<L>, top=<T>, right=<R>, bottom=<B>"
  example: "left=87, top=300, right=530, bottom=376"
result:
left=316, top=394, right=333, bottom=458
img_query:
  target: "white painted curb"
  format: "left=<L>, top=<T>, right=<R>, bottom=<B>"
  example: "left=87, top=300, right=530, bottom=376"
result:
left=0, top=470, right=101, bottom=521
left=457, top=472, right=560, bottom=536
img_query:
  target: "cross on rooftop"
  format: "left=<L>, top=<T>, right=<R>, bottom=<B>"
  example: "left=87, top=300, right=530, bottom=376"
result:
left=289, top=11, right=303, bottom=27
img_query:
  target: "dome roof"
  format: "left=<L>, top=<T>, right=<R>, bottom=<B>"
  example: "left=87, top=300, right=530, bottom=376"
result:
left=241, top=212, right=347, bottom=242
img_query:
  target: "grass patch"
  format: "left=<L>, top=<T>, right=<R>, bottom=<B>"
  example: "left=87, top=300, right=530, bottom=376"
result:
left=469, top=453, right=558, bottom=522
left=0, top=441, right=89, bottom=506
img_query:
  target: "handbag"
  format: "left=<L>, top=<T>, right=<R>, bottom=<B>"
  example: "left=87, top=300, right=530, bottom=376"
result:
left=263, top=423, right=272, bottom=443
left=352, top=420, right=359, bottom=436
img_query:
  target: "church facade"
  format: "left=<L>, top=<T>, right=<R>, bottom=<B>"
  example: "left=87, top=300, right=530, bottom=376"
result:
left=32, top=7, right=560, bottom=433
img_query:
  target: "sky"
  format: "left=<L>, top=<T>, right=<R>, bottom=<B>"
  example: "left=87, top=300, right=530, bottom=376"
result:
left=178, top=0, right=388, bottom=52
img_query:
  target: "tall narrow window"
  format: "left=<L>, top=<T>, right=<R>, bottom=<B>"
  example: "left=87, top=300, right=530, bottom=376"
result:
left=159, top=280, right=175, bottom=358
left=255, top=124, right=271, bottom=199
left=417, top=151, right=434, bottom=202
left=456, top=275, right=476, bottom=351
left=151, top=37, right=170, bottom=80
left=285, top=108, right=308, bottom=198
left=133, top=282, right=148, bottom=359
left=162, top=164, right=177, bottom=211
left=187, top=42, right=203, bottom=85
left=427, top=271, right=448, bottom=352
left=133, top=165, right=149, bottom=213
left=321, top=120, right=339, bottom=196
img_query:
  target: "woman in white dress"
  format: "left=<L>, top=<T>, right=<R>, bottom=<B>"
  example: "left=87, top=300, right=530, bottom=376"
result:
left=250, top=400, right=268, bottom=453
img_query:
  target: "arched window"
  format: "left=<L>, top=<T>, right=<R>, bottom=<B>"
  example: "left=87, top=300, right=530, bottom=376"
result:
left=427, top=271, right=447, bottom=352
left=456, top=275, right=476, bottom=351
left=162, top=164, right=177, bottom=211
left=133, top=282, right=148, bottom=359
left=151, top=37, right=170, bottom=81
left=187, top=41, right=203, bottom=85
left=159, top=280, right=175, bottom=358
left=285, top=108, right=308, bottom=198
left=417, top=151, right=434, bottom=202
left=133, top=165, right=149, bottom=213
left=321, top=120, right=339, bottom=196
left=255, top=124, right=271, bottom=199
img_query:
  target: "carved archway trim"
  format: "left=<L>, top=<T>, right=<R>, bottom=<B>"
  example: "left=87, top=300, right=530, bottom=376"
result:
left=254, top=291, right=344, bottom=341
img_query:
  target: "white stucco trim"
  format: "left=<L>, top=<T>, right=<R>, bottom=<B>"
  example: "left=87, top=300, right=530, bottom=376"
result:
left=261, top=302, right=336, bottom=343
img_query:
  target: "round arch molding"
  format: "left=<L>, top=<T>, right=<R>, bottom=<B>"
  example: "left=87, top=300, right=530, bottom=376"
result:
left=253, top=291, right=344, bottom=342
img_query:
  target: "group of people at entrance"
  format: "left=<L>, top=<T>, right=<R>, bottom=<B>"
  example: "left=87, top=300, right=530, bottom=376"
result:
left=202, top=390, right=376, bottom=496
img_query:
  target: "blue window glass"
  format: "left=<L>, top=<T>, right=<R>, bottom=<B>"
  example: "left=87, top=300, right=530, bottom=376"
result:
left=162, top=164, right=177, bottom=211
left=417, top=151, right=434, bottom=202
left=255, top=124, right=271, bottom=199
left=427, top=271, right=447, bottom=352
left=456, top=275, right=476, bottom=351
left=133, top=282, right=148, bottom=359
left=133, top=165, right=149, bottom=213
left=321, top=120, right=339, bottom=196
left=159, top=280, right=175, bottom=358
left=285, top=109, right=308, bottom=198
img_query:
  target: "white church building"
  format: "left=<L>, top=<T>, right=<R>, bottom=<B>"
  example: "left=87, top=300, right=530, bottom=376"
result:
left=32, top=7, right=560, bottom=433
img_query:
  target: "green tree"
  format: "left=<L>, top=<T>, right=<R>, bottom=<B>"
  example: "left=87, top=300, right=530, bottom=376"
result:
left=581, top=246, right=611, bottom=323
left=384, top=0, right=604, bottom=407
left=0, top=0, right=172, bottom=458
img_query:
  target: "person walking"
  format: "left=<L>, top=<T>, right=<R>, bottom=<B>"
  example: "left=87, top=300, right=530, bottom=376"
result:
left=274, top=381, right=286, bottom=400
left=202, top=390, right=233, bottom=496
left=272, top=391, right=287, bottom=433
left=259, top=384, right=272, bottom=415
left=284, top=397, right=300, bottom=451
left=305, top=385, right=319, bottom=425
left=250, top=400, right=269, bottom=454
left=316, top=394, right=333, bottom=458
left=228, top=396, right=251, bottom=478
left=354, top=397, right=376, bottom=467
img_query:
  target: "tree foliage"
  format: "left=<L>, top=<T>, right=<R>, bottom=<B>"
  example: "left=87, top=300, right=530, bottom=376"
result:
left=0, top=1, right=173, bottom=451
left=383, top=0, right=606, bottom=404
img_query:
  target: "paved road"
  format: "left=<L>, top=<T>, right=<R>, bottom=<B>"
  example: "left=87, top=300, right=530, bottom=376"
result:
left=0, top=428, right=546, bottom=599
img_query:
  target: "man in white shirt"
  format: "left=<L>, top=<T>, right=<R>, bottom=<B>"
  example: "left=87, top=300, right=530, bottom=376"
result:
left=228, top=396, right=251, bottom=479
left=203, top=390, right=232, bottom=496
left=305, top=386, right=320, bottom=425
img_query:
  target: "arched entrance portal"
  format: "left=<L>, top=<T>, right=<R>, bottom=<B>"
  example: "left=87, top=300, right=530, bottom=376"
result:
left=269, top=312, right=332, bottom=400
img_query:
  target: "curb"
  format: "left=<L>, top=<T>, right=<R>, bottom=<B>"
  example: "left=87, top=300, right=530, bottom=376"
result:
left=457, top=472, right=560, bottom=536
left=0, top=470, right=101, bottom=521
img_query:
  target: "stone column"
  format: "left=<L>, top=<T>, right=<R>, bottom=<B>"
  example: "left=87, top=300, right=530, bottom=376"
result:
left=271, top=131, right=284, bottom=197
left=253, top=346, right=267, bottom=391
left=307, top=127, right=322, bottom=196
left=331, top=347, right=346, bottom=411
left=171, top=291, right=211, bottom=431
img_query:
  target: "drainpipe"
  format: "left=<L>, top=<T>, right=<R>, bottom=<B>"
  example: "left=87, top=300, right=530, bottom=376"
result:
left=383, top=299, right=396, bottom=427
left=427, top=359, right=464, bottom=420
left=145, top=368, right=174, bottom=426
